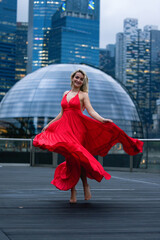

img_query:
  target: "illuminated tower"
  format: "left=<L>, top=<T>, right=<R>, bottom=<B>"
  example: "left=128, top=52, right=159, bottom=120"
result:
left=49, top=0, right=100, bottom=67
left=27, top=0, right=65, bottom=73
left=15, top=22, right=28, bottom=81
left=0, top=0, right=17, bottom=101
left=150, top=29, right=160, bottom=127
left=115, top=19, right=160, bottom=136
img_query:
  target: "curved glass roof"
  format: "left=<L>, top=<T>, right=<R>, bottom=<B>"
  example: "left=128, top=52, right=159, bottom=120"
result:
left=0, top=64, right=139, bottom=118
left=0, top=64, right=142, bottom=137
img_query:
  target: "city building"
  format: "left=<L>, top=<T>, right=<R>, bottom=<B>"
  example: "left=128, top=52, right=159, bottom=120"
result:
left=123, top=18, right=139, bottom=90
left=15, top=22, right=28, bottom=81
left=106, top=44, right=115, bottom=58
left=133, top=27, right=151, bottom=129
left=0, top=64, right=143, bottom=139
left=152, top=99, right=160, bottom=137
left=49, top=0, right=100, bottom=67
left=0, top=0, right=17, bottom=102
left=27, top=0, right=65, bottom=73
left=99, top=45, right=115, bottom=78
left=115, top=33, right=125, bottom=83
left=115, top=18, right=160, bottom=137
left=150, top=29, right=160, bottom=128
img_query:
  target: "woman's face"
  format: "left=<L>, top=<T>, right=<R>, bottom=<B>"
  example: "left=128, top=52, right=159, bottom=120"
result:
left=72, top=72, right=84, bottom=89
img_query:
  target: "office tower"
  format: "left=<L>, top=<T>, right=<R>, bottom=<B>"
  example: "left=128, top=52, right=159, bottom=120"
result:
left=27, top=0, right=65, bottom=73
left=49, top=0, right=100, bottom=67
left=106, top=44, right=115, bottom=58
left=115, top=19, right=160, bottom=136
left=123, top=18, right=139, bottom=92
left=115, top=33, right=125, bottom=83
left=135, top=28, right=151, bottom=126
left=116, top=18, right=141, bottom=89
left=152, top=99, right=160, bottom=137
left=15, top=22, right=28, bottom=81
left=150, top=30, right=160, bottom=126
left=132, top=26, right=159, bottom=129
left=136, top=26, right=158, bottom=127
left=0, top=0, right=17, bottom=101
left=100, top=44, right=115, bottom=78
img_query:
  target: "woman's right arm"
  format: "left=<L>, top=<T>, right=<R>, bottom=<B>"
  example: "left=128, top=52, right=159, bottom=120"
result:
left=41, top=108, right=63, bottom=132
left=41, top=91, right=68, bottom=132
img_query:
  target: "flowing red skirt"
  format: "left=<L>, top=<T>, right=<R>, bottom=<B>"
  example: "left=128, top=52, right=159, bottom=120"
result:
left=33, top=93, right=143, bottom=190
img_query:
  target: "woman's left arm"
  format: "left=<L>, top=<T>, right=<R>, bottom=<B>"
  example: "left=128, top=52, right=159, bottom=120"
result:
left=83, top=93, right=113, bottom=123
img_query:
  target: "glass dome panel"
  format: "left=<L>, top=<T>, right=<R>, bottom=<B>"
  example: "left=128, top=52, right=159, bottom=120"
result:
left=0, top=64, right=143, bottom=138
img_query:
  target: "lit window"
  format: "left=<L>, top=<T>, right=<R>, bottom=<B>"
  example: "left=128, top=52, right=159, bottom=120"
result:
left=62, top=3, right=66, bottom=11
left=88, top=0, right=95, bottom=10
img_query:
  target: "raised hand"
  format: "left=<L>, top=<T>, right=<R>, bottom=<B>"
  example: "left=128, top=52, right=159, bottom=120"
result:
left=102, top=118, right=113, bottom=123
left=41, top=126, right=48, bottom=132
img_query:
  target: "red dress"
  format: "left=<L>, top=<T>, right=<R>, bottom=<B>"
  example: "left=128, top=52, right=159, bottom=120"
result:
left=33, top=91, right=143, bottom=190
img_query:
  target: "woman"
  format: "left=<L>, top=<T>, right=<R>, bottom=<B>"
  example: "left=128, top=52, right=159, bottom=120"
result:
left=33, top=69, right=143, bottom=203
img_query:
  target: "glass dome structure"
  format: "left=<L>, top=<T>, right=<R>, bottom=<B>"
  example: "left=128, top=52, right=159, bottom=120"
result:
left=0, top=64, right=143, bottom=138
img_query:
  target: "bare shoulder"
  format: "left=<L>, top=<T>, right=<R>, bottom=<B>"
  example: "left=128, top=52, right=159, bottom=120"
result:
left=63, top=90, right=70, bottom=97
left=79, top=91, right=88, bottom=99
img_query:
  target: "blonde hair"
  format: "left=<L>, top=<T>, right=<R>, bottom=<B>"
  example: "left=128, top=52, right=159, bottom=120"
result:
left=71, top=69, right=89, bottom=92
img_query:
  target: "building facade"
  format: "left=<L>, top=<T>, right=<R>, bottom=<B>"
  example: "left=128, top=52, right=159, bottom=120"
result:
left=106, top=44, right=115, bottom=58
left=123, top=18, right=139, bottom=91
left=49, top=0, right=100, bottom=67
left=115, top=18, right=160, bottom=136
left=0, top=0, right=17, bottom=102
left=15, top=22, right=28, bottom=81
left=27, top=0, right=65, bottom=73
left=150, top=29, right=160, bottom=128
left=152, top=99, right=160, bottom=137
left=99, top=45, right=115, bottom=78
left=115, top=32, right=125, bottom=83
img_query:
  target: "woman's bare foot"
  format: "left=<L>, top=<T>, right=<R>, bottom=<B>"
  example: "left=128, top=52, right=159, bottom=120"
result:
left=84, top=184, right=91, bottom=200
left=70, top=188, right=77, bottom=203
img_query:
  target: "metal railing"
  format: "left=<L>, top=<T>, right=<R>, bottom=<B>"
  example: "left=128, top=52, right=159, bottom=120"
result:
left=0, top=138, right=160, bottom=172
left=0, top=137, right=58, bottom=167
left=0, top=137, right=32, bottom=165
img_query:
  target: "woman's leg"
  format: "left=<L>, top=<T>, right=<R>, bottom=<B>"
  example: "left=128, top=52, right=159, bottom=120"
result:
left=70, top=186, right=77, bottom=203
left=81, top=167, right=91, bottom=200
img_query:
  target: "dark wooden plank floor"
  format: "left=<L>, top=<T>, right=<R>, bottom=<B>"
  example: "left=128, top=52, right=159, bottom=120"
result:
left=0, top=165, right=160, bottom=240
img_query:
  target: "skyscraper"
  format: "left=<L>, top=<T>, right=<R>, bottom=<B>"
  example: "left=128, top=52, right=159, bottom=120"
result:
left=106, top=44, right=115, bottom=58
left=27, top=0, right=65, bottom=73
left=115, top=18, right=139, bottom=88
left=115, top=18, right=160, bottom=136
left=150, top=29, right=160, bottom=126
left=49, top=0, right=100, bottom=67
left=152, top=99, right=160, bottom=137
left=115, top=32, right=125, bottom=83
left=99, top=44, right=115, bottom=78
left=123, top=18, right=139, bottom=91
left=15, top=22, right=28, bottom=81
left=0, top=0, right=17, bottom=101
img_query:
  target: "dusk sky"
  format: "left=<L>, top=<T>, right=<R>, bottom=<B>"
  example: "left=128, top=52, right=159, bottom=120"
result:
left=17, top=0, right=160, bottom=48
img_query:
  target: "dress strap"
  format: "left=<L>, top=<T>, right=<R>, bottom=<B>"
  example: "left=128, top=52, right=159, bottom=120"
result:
left=66, top=90, right=71, bottom=96
left=66, top=90, right=80, bottom=97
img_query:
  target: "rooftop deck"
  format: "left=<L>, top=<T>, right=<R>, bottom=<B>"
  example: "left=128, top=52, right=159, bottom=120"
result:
left=0, top=165, right=160, bottom=240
